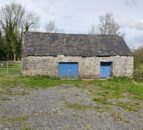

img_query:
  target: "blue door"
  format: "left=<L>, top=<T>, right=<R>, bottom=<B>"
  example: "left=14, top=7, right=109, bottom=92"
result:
left=58, top=62, right=78, bottom=79
left=100, top=62, right=112, bottom=78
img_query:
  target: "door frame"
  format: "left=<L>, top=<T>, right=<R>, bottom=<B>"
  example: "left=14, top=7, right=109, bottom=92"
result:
left=58, top=62, right=79, bottom=79
left=100, top=61, right=112, bottom=78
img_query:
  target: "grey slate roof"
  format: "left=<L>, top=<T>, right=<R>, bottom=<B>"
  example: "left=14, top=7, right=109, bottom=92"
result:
left=23, top=32, right=132, bottom=57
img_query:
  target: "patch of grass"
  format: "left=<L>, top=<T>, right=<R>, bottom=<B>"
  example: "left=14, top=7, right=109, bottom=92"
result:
left=134, top=63, right=143, bottom=81
left=0, top=76, right=143, bottom=102
left=65, top=102, right=99, bottom=111
left=96, top=106, right=112, bottom=112
left=18, top=76, right=90, bottom=88
left=0, top=64, right=143, bottom=101
left=2, top=115, right=31, bottom=130
left=115, top=102, right=138, bottom=111
left=139, top=64, right=143, bottom=73
left=0, top=75, right=90, bottom=89
left=3, top=115, right=29, bottom=123
left=65, top=102, right=112, bottom=113
left=92, top=97, right=112, bottom=105
left=0, top=62, right=20, bottom=76
left=65, top=102, right=89, bottom=110
left=21, top=122, right=31, bottom=130
left=0, top=97, right=11, bottom=101
left=18, top=76, right=62, bottom=88
left=127, top=81, right=143, bottom=100
left=90, top=77, right=143, bottom=100
left=22, top=128, right=31, bottom=130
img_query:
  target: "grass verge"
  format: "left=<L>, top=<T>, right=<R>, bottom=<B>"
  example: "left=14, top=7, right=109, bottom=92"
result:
left=90, top=78, right=143, bottom=100
left=0, top=76, right=143, bottom=100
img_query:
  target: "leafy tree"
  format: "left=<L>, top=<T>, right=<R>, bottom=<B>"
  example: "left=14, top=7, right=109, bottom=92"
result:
left=133, top=47, right=143, bottom=80
left=0, top=2, right=39, bottom=61
left=134, top=47, right=143, bottom=64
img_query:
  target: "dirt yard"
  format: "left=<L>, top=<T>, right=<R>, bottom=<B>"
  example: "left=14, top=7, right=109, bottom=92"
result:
left=0, top=85, right=143, bottom=130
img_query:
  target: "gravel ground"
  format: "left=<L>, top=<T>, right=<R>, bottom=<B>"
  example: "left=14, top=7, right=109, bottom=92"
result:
left=0, top=85, right=143, bottom=130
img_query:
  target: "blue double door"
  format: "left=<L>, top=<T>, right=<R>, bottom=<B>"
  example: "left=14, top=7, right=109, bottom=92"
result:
left=100, top=62, right=112, bottom=78
left=58, top=62, right=78, bottom=79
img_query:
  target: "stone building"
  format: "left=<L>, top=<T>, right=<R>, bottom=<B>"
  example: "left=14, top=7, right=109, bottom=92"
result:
left=22, top=32, right=134, bottom=79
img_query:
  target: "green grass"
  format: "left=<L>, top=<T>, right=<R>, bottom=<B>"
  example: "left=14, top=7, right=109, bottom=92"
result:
left=22, top=128, right=31, bottom=130
left=0, top=76, right=141, bottom=113
left=65, top=102, right=88, bottom=110
left=2, top=115, right=31, bottom=130
left=0, top=76, right=143, bottom=100
left=15, top=76, right=88, bottom=88
left=92, top=97, right=112, bottom=105
left=115, top=102, right=138, bottom=111
left=0, top=63, right=143, bottom=103
left=65, top=102, right=99, bottom=110
left=139, top=64, right=143, bottom=73
left=0, top=75, right=90, bottom=95
left=0, top=62, right=20, bottom=76
left=134, top=63, right=143, bottom=80
left=2, top=115, right=29, bottom=123
left=90, top=78, right=143, bottom=100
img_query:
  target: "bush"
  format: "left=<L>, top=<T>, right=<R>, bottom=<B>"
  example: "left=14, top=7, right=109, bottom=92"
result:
left=133, top=47, right=143, bottom=81
left=133, top=64, right=143, bottom=81
left=134, top=71, right=142, bottom=81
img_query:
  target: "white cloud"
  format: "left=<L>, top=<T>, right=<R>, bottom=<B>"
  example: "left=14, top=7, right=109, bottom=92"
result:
left=135, top=20, right=143, bottom=30
left=121, top=19, right=143, bottom=31
left=125, top=0, right=138, bottom=6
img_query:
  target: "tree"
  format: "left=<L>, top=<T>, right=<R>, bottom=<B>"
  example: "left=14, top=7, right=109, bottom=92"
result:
left=45, top=20, right=57, bottom=33
left=45, top=20, right=65, bottom=33
left=0, top=30, right=8, bottom=60
left=133, top=47, right=143, bottom=80
left=134, top=47, right=143, bottom=64
left=0, top=2, right=40, bottom=61
left=24, top=12, right=39, bottom=32
left=97, top=12, right=120, bottom=35
left=89, top=25, right=96, bottom=35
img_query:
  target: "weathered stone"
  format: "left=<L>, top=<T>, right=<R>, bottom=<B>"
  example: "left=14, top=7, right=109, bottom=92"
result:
left=21, top=55, right=134, bottom=79
left=22, top=32, right=134, bottom=79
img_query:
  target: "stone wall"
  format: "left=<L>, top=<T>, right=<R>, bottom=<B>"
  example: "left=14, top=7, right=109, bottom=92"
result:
left=21, top=55, right=134, bottom=79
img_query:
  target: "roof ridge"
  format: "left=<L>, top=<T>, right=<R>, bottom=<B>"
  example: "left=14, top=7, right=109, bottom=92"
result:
left=25, top=31, right=121, bottom=38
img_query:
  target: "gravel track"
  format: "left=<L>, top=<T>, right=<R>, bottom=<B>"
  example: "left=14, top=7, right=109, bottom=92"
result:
left=0, top=85, right=143, bottom=130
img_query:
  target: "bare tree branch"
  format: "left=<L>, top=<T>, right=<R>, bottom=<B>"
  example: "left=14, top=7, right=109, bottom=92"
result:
left=45, top=20, right=57, bottom=33
left=97, top=12, right=120, bottom=35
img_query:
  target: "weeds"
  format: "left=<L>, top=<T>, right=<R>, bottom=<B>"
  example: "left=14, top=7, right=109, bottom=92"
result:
left=65, top=102, right=99, bottom=110
left=115, top=102, right=138, bottom=111
left=92, top=98, right=112, bottom=105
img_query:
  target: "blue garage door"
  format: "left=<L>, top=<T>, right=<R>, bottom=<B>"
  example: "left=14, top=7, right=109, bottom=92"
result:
left=100, top=62, right=112, bottom=78
left=58, top=62, right=78, bottom=79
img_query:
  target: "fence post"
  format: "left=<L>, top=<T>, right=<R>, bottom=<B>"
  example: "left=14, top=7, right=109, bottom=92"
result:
left=6, top=61, right=9, bottom=75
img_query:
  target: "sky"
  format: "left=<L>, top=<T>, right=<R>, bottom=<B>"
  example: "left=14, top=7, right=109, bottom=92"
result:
left=0, top=0, right=143, bottom=49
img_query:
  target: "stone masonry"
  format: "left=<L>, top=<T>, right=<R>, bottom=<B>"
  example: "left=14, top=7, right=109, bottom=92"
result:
left=22, top=55, right=134, bottom=79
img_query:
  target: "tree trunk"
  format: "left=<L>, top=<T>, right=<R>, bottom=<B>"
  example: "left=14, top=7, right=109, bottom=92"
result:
left=10, top=41, right=16, bottom=62
left=13, top=53, right=16, bottom=62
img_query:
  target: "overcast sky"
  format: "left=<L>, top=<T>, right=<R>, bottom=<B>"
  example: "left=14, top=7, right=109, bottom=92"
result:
left=0, top=0, right=143, bottom=49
